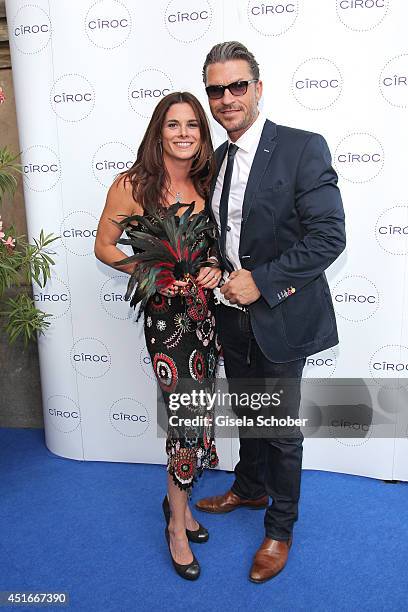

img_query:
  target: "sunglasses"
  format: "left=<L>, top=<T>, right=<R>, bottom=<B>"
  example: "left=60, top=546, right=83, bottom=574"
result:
left=205, top=79, right=259, bottom=100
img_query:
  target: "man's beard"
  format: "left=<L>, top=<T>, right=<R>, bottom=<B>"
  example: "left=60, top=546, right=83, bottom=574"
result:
left=215, top=106, right=257, bottom=135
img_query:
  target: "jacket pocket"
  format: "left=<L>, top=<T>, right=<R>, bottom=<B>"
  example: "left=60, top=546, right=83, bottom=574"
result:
left=258, top=179, right=290, bottom=194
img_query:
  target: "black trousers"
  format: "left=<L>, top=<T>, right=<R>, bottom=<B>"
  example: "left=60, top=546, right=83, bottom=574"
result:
left=217, top=302, right=305, bottom=541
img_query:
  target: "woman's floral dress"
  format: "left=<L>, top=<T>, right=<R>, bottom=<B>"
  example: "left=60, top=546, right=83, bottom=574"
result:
left=138, top=211, right=220, bottom=493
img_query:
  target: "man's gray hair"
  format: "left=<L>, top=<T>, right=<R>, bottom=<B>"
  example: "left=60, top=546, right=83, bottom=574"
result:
left=202, top=41, right=260, bottom=84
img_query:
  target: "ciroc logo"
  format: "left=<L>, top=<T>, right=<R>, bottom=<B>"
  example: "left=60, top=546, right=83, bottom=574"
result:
left=332, top=275, right=379, bottom=322
left=85, top=0, right=132, bottom=49
left=292, top=58, right=343, bottom=110
left=33, top=276, right=71, bottom=320
left=100, top=275, right=133, bottom=321
left=60, top=211, right=98, bottom=256
left=303, top=348, right=337, bottom=380
left=50, top=74, right=95, bottom=122
left=92, top=141, right=135, bottom=188
left=334, top=133, right=384, bottom=183
left=11, top=5, right=51, bottom=54
left=369, top=345, right=408, bottom=389
left=165, top=0, right=212, bottom=43
left=247, top=1, right=299, bottom=37
left=46, top=395, right=81, bottom=433
left=328, top=402, right=372, bottom=444
left=22, top=145, right=61, bottom=192
left=109, top=398, right=150, bottom=437
left=375, top=205, right=408, bottom=255
left=128, top=69, right=173, bottom=118
left=380, top=54, right=408, bottom=108
left=70, top=338, right=111, bottom=378
left=336, top=0, right=389, bottom=31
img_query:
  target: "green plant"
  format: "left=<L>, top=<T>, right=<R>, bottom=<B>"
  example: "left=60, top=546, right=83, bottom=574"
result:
left=0, top=145, right=59, bottom=346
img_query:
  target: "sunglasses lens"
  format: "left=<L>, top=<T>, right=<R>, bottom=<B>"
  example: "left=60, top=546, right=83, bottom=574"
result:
left=206, top=86, right=224, bottom=99
left=206, top=80, right=252, bottom=99
left=229, top=81, right=248, bottom=96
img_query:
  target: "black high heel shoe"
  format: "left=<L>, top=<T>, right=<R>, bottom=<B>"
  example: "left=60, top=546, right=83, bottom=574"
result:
left=162, top=495, right=209, bottom=543
left=165, top=527, right=200, bottom=580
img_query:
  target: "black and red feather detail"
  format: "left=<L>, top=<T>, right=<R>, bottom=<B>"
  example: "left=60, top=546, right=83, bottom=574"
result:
left=112, top=202, right=216, bottom=319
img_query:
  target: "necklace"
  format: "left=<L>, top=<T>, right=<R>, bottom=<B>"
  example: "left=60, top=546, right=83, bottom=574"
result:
left=167, top=186, right=183, bottom=203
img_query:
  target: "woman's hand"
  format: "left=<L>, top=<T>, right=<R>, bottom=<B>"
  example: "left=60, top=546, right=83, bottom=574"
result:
left=158, top=266, right=222, bottom=296
left=196, top=266, right=222, bottom=289
left=157, top=279, right=189, bottom=297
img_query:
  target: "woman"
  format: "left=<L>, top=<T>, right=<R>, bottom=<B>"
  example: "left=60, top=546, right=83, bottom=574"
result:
left=94, top=92, right=221, bottom=580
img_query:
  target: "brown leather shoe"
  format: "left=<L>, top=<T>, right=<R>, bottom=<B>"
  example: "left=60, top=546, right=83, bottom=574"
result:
left=249, top=537, right=293, bottom=583
left=195, top=490, right=269, bottom=514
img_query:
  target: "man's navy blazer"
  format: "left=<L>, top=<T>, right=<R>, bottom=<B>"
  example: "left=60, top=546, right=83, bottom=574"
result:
left=207, top=119, right=346, bottom=363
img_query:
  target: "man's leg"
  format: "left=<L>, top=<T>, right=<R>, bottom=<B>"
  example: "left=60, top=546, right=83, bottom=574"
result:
left=254, top=349, right=306, bottom=540
left=247, top=342, right=305, bottom=583
left=217, top=304, right=267, bottom=501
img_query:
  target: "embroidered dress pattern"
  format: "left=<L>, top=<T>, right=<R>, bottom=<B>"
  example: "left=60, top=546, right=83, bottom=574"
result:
left=130, top=210, right=220, bottom=492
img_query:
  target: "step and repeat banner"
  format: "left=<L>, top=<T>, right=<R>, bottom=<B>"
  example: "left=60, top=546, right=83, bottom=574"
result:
left=6, top=0, right=408, bottom=480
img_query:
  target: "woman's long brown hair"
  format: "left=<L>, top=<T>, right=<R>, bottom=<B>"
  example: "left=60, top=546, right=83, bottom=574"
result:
left=119, top=92, right=215, bottom=214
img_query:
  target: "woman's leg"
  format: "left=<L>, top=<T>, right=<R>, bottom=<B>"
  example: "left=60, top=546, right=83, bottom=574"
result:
left=167, top=473, right=194, bottom=564
left=184, top=502, right=199, bottom=531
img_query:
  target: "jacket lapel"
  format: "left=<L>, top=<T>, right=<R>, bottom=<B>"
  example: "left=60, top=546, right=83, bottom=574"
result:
left=241, top=120, right=277, bottom=225
left=208, top=141, right=228, bottom=222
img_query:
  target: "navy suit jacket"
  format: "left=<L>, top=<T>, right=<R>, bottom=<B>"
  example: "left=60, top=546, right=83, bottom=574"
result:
left=207, top=119, right=346, bottom=363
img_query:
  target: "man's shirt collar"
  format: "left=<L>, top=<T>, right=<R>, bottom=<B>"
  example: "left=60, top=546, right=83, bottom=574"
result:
left=227, top=112, right=266, bottom=154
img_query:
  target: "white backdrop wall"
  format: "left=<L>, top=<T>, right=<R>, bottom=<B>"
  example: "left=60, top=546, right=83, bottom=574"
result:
left=5, top=0, right=408, bottom=480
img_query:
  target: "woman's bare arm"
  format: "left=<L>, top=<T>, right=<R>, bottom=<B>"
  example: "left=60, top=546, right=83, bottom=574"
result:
left=94, top=175, right=141, bottom=275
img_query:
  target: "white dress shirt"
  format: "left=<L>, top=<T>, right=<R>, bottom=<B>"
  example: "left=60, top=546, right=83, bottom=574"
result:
left=211, top=112, right=266, bottom=308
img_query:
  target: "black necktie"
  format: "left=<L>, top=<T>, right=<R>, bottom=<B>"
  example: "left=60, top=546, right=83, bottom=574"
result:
left=219, top=143, right=238, bottom=271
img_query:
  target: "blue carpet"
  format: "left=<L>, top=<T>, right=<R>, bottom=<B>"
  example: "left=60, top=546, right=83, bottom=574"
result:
left=0, top=428, right=407, bottom=612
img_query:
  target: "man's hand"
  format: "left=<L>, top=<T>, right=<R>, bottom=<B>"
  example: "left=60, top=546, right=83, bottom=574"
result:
left=220, top=269, right=261, bottom=305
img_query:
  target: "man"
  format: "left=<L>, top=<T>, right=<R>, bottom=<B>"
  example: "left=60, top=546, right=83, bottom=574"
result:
left=196, top=41, right=346, bottom=582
